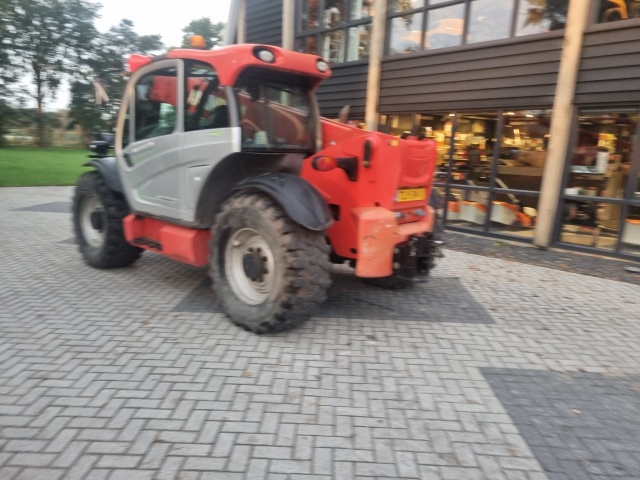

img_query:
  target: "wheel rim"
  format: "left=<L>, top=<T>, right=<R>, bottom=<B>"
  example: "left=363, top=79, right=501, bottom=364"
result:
left=79, top=194, right=105, bottom=248
left=225, top=227, right=276, bottom=305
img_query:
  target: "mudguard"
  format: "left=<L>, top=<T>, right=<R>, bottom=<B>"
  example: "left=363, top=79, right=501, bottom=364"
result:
left=84, top=157, right=122, bottom=193
left=233, top=173, right=333, bottom=232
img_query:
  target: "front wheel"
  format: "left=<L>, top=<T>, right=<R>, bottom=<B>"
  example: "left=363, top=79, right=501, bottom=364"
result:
left=73, top=171, right=142, bottom=268
left=210, top=193, right=331, bottom=333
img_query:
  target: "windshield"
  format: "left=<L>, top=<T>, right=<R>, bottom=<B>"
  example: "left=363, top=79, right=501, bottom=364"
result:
left=234, top=68, right=316, bottom=152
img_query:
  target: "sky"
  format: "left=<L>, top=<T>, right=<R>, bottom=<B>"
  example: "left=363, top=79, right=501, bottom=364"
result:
left=49, top=0, right=232, bottom=110
left=93, top=0, right=231, bottom=48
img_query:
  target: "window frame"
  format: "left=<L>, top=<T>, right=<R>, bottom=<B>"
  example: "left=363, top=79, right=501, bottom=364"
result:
left=295, top=0, right=375, bottom=65
left=385, top=0, right=570, bottom=57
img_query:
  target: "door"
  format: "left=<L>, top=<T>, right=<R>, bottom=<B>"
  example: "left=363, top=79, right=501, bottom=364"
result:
left=116, top=59, right=184, bottom=220
left=182, top=62, right=238, bottom=221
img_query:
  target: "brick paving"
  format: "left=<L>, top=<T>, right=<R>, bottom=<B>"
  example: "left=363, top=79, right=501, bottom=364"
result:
left=1, top=186, right=640, bottom=480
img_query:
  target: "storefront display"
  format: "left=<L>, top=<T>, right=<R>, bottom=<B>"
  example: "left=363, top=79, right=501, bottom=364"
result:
left=560, top=110, right=639, bottom=252
left=414, top=111, right=547, bottom=238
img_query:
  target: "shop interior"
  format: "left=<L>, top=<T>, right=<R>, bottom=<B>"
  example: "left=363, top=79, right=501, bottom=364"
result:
left=560, top=111, right=639, bottom=252
left=383, top=109, right=640, bottom=257
left=384, top=111, right=549, bottom=238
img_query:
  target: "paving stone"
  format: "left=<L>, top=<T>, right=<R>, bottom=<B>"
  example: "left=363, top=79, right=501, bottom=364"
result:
left=14, top=201, right=71, bottom=213
left=2, top=186, right=640, bottom=480
left=483, top=368, right=640, bottom=480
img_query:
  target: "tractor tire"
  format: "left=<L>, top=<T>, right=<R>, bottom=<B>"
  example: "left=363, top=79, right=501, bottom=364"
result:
left=210, top=193, right=331, bottom=333
left=73, top=171, right=142, bottom=268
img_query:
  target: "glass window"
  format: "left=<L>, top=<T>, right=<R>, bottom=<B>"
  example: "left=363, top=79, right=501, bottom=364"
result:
left=417, top=110, right=548, bottom=239
left=301, top=0, right=320, bottom=30
left=389, top=13, right=424, bottom=55
left=296, top=35, right=319, bottom=55
left=389, top=0, right=424, bottom=13
left=386, top=113, right=414, bottom=136
left=445, top=187, right=489, bottom=231
left=424, top=4, right=465, bottom=50
left=234, top=68, right=315, bottom=152
left=185, top=64, right=228, bottom=132
left=515, top=0, right=568, bottom=36
left=456, top=112, right=499, bottom=178
left=567, top=111, right=638, bottom=200
left=347, top=24, right=371, bottom=61
left=298, top=0, right=373, bottom=64
left=351, top=0, right=374, bottom=20
left=497, top=111, right=550, bottom=193
left=560, top=199, right=604, bottom=249
left=322, top=30, right=345, bottom=63
left=489, top=192, right=539, bottom=237
left=633, top=159, right=640, bottom=200
left=467, top=0, right=514, bottom=44
left=417, top=113, right=455, bottom=176
left=598, top=0, right=640, bottom=23
left=388, top=0, right=568, bottom=56
left=324, top=0, right=347, bottom=28
left=561, top=110, right=639, bottom=252
left=621, top=206, right=640, bottom=256
left=134, top=67, right=178, bottom=142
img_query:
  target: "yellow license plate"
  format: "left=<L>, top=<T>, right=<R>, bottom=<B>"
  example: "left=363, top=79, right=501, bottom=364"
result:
left=396, top=188, right=426, bottom=202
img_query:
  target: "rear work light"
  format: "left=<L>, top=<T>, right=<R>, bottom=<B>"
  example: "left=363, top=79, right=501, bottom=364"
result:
left=255, top=48, right=275, bottom=63
left=312, top=156, right=358, bottom=181
left=312, top=156, right=338, bottom=172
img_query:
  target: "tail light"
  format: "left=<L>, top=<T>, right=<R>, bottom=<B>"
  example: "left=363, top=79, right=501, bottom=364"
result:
left=312, top=156, right=338, bottom=172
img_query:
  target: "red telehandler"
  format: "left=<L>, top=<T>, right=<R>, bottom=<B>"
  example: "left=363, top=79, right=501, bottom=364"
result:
left=74, top=42, right=443, bottom=333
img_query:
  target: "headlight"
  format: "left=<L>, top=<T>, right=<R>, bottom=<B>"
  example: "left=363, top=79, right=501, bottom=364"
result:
left=317, top=60, right=329, bottom=72
left=255, top=48, right=275, bottom=63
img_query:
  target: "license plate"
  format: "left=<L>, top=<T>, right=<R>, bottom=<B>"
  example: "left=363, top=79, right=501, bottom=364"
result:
left=396, top=188, right=426, bottom=202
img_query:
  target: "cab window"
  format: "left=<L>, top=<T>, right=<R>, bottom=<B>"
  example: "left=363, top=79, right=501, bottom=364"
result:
left=134, top=67, right=178, bottom=141
left=234, top=67, right=315, bottom=152
left=185, top=62, right=229, bottom=132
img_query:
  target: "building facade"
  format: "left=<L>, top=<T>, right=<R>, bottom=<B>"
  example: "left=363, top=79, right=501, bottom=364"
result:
left=235, top=0, right=640, bottom=260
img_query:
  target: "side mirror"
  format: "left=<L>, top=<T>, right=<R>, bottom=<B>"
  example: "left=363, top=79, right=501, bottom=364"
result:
left=89, top=140, right=110, bottom=157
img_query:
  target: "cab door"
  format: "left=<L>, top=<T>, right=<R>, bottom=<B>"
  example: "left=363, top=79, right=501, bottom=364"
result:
left=181, top=62, right=238, bottom=222
left=116, top=59, right=184, bottom=220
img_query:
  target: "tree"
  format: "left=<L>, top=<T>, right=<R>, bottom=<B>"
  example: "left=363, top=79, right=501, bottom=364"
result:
left=68, top=19, right=163, bottom=141
left=3, top=0, right=100, bottom=146
left=0, top=2, right=19, bottom=146
left=181, top=18, right=225, bottom=49
left=67, top=81, right=107, bottom=143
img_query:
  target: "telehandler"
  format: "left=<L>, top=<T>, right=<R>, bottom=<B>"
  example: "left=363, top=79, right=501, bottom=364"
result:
left=74, top=41, right=442, bottom=333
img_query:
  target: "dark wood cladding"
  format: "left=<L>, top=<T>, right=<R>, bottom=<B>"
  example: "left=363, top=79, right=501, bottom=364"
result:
left=379, top=33, right=564, bottom=113
left=316, top=63, right=369, bottom=118
left=576, top=19, right=640, bottom=107
left=246, top=0, right=282, bottom=46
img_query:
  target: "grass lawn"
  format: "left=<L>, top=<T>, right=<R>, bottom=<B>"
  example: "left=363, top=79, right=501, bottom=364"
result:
left=0, top=148, right=90, bottom=187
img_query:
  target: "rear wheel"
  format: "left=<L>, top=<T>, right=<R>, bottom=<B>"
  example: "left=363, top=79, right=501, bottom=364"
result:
left=210, top=193, right=331, bottom=333
left=73, top=171, right=142, bottom=268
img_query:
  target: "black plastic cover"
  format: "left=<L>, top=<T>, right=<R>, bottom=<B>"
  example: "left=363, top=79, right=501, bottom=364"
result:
left=233, top=172, right=333, bottom=231
left=84, top=157, right=122, bottom=193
